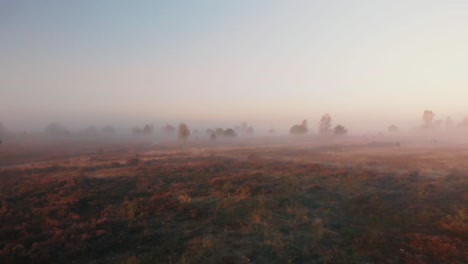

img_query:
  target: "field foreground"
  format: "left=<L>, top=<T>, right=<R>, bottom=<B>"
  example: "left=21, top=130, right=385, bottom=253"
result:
left=0, top=143, right=467, bottom=263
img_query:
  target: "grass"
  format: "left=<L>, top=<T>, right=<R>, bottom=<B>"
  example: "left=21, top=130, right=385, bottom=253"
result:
left=0, top=145, right=466, bottom=263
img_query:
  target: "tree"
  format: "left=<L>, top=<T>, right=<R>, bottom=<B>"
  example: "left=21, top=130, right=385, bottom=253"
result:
left=132, top=127, right=143, bottom=135
left=459, top=117, right=468, bottom=129
left=102, top=125, right=116, bottom=135
left=210, top=133, right=216, bottom=141
left=241, top=122, right=248, bottom=133
left=178, top=123, right=190, bottom=142
left=223, top=128, right=237, bottom=138
left=143, top=124, right=154, bottom=135
left=215, top=128, right=224, bottom=136
left=388, top=125, right=399, bottom=133
left=422, top=110, right=435, bottom=129
left=290, top=120, right=308, bottom=135
left=83, top=125, right=98, bottom=136
left=45, top=122, right=70, bottom=136
left=319, top=114, right=332, bottom=135
left=333, top=125, right=348, bottom=135
left=206, top=128, right=214, bottom=135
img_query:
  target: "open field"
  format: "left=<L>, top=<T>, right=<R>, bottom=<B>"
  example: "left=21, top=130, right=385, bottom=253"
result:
left=0, top=141, right=467, bottom=263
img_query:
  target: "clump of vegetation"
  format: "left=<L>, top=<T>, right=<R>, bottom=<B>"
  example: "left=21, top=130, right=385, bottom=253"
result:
left=222, top=128, right=237, bottom=138
left=290, top=120, right=308, bottom=135
left=333, top=124, right=348, bottom=135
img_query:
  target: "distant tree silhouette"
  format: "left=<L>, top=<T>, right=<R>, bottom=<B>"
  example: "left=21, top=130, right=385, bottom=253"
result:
left=162, top=124, right=175, bottom=135
left=223, top=128, right=237, bottom=138
left=241, top=122, right=248, bottom=132
left=102, top=125, right=116, bottom=135
left=422, top=110, right=435, bottom=129
left=132, top=127, right=143, bottom=135
left=235, top=122, right=255, bottom=135
left=45, top=122, right=70, bottom=136
left=143, top=124, right=154, bottom=135
left=319, top=114, right=332, bottom=135
left=290, top=120, right=308, bottom=135
left=268, top=129, right=276, bottom=134
left=459, top=117, right=468, bottom=129
left=206, top=128, right=214, bottom=135
left=215, top=128, right=224, bottom=136
left=333, top=125, right=348, bottom=135
left=388, top=125, right=399, bottom=133
left=83, top=125, right=99, bottom=136
left=210, top=133, right=216, bottom=141
left=178, top=123, right=190, bottom=143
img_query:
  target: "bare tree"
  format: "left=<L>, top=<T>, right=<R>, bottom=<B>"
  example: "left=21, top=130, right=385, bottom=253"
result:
left=290, top=120, right=308, bottom=135
left=319, top=114, right=332, bottom=135
left=422, top=110, right=435, bottom=129
left=333, top=125, right=348, bottom=135
left=178, top=123, right=190, bottom=143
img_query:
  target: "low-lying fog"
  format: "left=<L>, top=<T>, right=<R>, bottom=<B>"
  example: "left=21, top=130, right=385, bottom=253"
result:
left=1, top=111, right=468, bottom=148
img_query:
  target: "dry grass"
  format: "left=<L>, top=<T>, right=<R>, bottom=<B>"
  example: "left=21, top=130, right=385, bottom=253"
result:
left=0, top=144, right=467, bottom=263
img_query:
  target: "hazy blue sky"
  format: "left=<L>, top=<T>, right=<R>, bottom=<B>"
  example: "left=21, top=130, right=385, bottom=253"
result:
left=1, top=0, right=467, bottom=132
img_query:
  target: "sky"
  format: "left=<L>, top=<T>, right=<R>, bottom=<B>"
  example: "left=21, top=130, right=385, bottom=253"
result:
left=1, top=0, right=468, bottom=132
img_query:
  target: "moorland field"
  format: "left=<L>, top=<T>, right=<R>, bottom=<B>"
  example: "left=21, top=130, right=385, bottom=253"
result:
left=0, top=138, right=466, bottom=263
